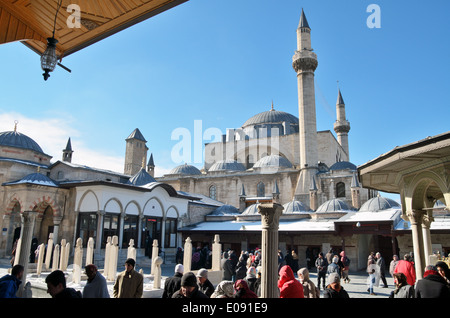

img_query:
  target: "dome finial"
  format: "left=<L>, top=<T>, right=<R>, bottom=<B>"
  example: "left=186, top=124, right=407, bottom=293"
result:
left=270, top=100, right=275, bottom=111
left=14, top=120, right=18, bottom=132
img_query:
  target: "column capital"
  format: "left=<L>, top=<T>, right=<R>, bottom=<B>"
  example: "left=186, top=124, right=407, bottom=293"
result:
left=404, top=209, right=425, bottom=225
left=422, top=212, right=434, bottom=228
left=258, top=203, right=284, bottom=230
left=22, top=211, right=38, bottom=223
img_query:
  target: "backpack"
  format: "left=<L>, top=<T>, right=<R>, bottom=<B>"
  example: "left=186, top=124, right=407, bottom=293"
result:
left=344, top=257, right=351, bottom=267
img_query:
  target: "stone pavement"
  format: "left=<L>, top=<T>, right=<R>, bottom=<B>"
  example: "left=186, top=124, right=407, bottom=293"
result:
left=0, top=257, right=395, bottom=298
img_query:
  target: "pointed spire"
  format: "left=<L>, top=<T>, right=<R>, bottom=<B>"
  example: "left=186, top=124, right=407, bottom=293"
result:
left=148, top=153, right=155, bottom=167
left=64, top=138, right=73, bottom=152
left=240, top=183, right=246, bottom=197
left=337, top=89, right=345, bottom=105
left=351, top=172, right=360, bottom=188
left=14, top=120, right=18, bottom=132
left=270, top=100, right=275, bottom=111
left=298, top=8, right=310, bottom=29
left=272, top=180, right=280, bottom=194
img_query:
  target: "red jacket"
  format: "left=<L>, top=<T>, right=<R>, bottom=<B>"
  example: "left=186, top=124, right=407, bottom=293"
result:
left=278, top=265, right=304, bottom=298
left=394, top=260, right=416, bottom=286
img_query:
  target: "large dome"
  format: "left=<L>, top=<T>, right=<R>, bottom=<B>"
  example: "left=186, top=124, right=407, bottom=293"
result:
left=242, top=110, right=299, bottom=128
left=253, top=155, right=293, bottom=169
left=168, top=163, right=202, bottom=176
left=329, top=161, right=357, bottom=171
left=359, top=196, right=401, bottom=212
left=209, top=159, right=246, bottom=172
left=316, top=198, right=352, bottom=213
left=0, top=130, right=45, bottom=154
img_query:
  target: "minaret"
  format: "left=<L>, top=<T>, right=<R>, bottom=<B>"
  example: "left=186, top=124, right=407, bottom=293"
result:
left=293, top=9, right=319, bottom=202
left=124, top=128, right=148, bottom=175
left=147, top=153, right=155, bottom=177
left=62, top=138, right=73, bottom=163
left=239, top=183, right=247, bottom=212
left=333, top=89, right=351, bottom=160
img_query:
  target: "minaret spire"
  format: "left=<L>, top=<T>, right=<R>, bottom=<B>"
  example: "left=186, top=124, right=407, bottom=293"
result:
left=293, top=8, right=319, bottom=202
left=333, top=87, right=351, bottom=160
left=62, top=137, right=73, bottom=163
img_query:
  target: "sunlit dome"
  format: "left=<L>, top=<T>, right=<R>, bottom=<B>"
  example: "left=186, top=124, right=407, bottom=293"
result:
left=359, top=196, right=401, bottom=212
left=168, top=163, right=202, bottom=176
left=253, top=155, right=293, bottom=169
left=316, top=198, right=352, bottom=213
left=0, top=130, right=45, bottom=154
left=209, top=159, right=246, bottom=172
left=283, top=199, right=310, bottom=213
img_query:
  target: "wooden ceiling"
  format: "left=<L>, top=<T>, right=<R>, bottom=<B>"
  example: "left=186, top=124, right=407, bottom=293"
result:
left=0, top=0, right=188, bottom=59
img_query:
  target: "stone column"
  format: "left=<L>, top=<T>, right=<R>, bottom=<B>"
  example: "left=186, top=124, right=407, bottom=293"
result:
left=16, top=211, right=37, bottom=297
left=258, top=203, right=283, bottom=298
left=405, top=209, right=425, bottom=280
left=422, top=212, right=434, bottom=266
left=95, top=210, right=105, bottom=255
left=52, top=216, right=63, bottom=244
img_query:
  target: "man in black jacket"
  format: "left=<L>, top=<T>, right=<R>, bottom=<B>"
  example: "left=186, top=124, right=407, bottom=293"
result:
left=172, top=272, right=208, bottom=298
left=162, top=264, right=184, bottom=298
left=46, top=270, right=82, bottom=298
left=196, top=268, right=214, bottom=297
left=315, top=252, right=328, bottom=290
left=415, top=265, right=450, bottom=298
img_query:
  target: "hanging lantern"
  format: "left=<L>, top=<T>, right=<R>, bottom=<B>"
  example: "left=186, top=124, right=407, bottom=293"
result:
left=40, top=37, right=59, bottom=81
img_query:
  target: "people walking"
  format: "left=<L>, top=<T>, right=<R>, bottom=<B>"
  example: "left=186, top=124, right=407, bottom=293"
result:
left=222, top=251, right=235, bottom=281
left=113, top=258, right=143, bottom=298
left=323, top=272, right=349, bottom=298
left=389, top=254, right=399, bottom=277
left=340, top=251, right=351, bottom=283
left=82, top=264, right=109, bottom=298
left=315, top=252, right=328, bottom=290
left=235, top=252, right=248, bottom=281
left=389, top=272, right=414, bottom=298
left=162, top=264, right=184, bottom=298
left=0, top=264, right=24, bottom=298
left=244, top=266, right=257, bottom=293
left=327, top=255, right=341, bottom=278
left=367, top=268, right=377, bottom=295
left=297, top=267, right=319, bottom=298
left=376, top=252, right=388, bottom=288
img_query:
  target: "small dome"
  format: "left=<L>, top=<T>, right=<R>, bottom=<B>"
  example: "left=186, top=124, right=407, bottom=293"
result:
left=242, top=110, right=299, bottom=128
left=128, top=168, right=156, bottom=186
left=329, top=161, right=357, bottom=171
left=0, top=131, right=45, bottom=154
left=209, top=159, right=246, bottom=172
left=168, top=163, right=202, bottom=176
left=359, top=196, right=401, bottom=212
left=316, top=198, right=352, bottom=213
left=241, top=203, right=260, bottom=215
left=6, top=172, right=58, bottom=187
left=283, top=200, right=310, bottom=213
left=253, top=155, right=293, bottom=169
left=209, top=204, right=240, bottom=216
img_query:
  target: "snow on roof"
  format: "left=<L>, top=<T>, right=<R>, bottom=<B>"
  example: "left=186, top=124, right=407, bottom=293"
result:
left=338, top=209, right=402, bottom=223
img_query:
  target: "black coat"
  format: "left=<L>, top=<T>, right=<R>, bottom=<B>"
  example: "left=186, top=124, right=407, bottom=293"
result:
left=323, top=285, right=349, bottom=298
left=415, top=274, right=450, bottom=298
left=172, top=286, right=208, bottom=298
left=198, top=279, right=215, bottom=297
left=222, top=259, right=234, bottom=280
left=162, top=272, right=183, bottom=298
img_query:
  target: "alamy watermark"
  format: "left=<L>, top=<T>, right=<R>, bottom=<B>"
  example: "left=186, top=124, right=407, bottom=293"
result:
left=366, top=4, right=381, bottom=29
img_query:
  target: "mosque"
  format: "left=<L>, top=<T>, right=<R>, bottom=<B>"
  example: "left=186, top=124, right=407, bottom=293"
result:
left=0, top=9, right=448, bottom=271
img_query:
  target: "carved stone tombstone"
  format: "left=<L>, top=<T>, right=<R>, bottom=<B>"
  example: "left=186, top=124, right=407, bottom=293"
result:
left=153, top=256, right=163, bottom=289
left=73, top=238, right=83, bottom=284
left=104, top=236, right=112, bottom=278
left=212, top=234, right=222, bottom=271
left=107, top=235, right=119, bottom=281
left=52, top=244, right=60, bottom=271
left=36, top=243, right=45, bottom=276
left=44, top=233, right=54, bottom=270
left=183, top=237, right=192, bottom=273
left=85, top=237, right=94, bottom=266
left=127, top=238, right=136, bottom=262
left=151, top=239, right=159, bottom=275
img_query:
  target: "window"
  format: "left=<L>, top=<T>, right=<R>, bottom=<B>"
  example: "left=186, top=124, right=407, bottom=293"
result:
left=102, top=213, right=120, bottom=248
left=336, top=182, right=346, bottom=198
left=209, top=185, right=217, bottom=200
left=122, top=215, right=138, bottom=248
left=257, top=182, right=265, bottom=197
left=77, top=213, right=97, bottom=248
left=164, top=218, right=178, bottom=248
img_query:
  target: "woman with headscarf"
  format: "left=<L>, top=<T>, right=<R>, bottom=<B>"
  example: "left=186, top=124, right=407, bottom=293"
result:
left=389, top=272, right=414, bottom=298
left=278, top=265, right=304, bottom=298
left=297, top=267, right=319, bottom=298
left=234, top=279, right=258, bottom=298
left=211, top=280, right=234, bottom=298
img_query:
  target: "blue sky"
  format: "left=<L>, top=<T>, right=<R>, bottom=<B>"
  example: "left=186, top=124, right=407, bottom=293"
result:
left=0, top=0, right=449, bottom=201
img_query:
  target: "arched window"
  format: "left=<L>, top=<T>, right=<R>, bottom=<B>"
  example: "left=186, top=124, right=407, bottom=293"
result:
left=336, top=182, right=346, bottom=198
left=257, top=182, right=265, bottom=197
left=209, top=185, right=217, bottom=200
